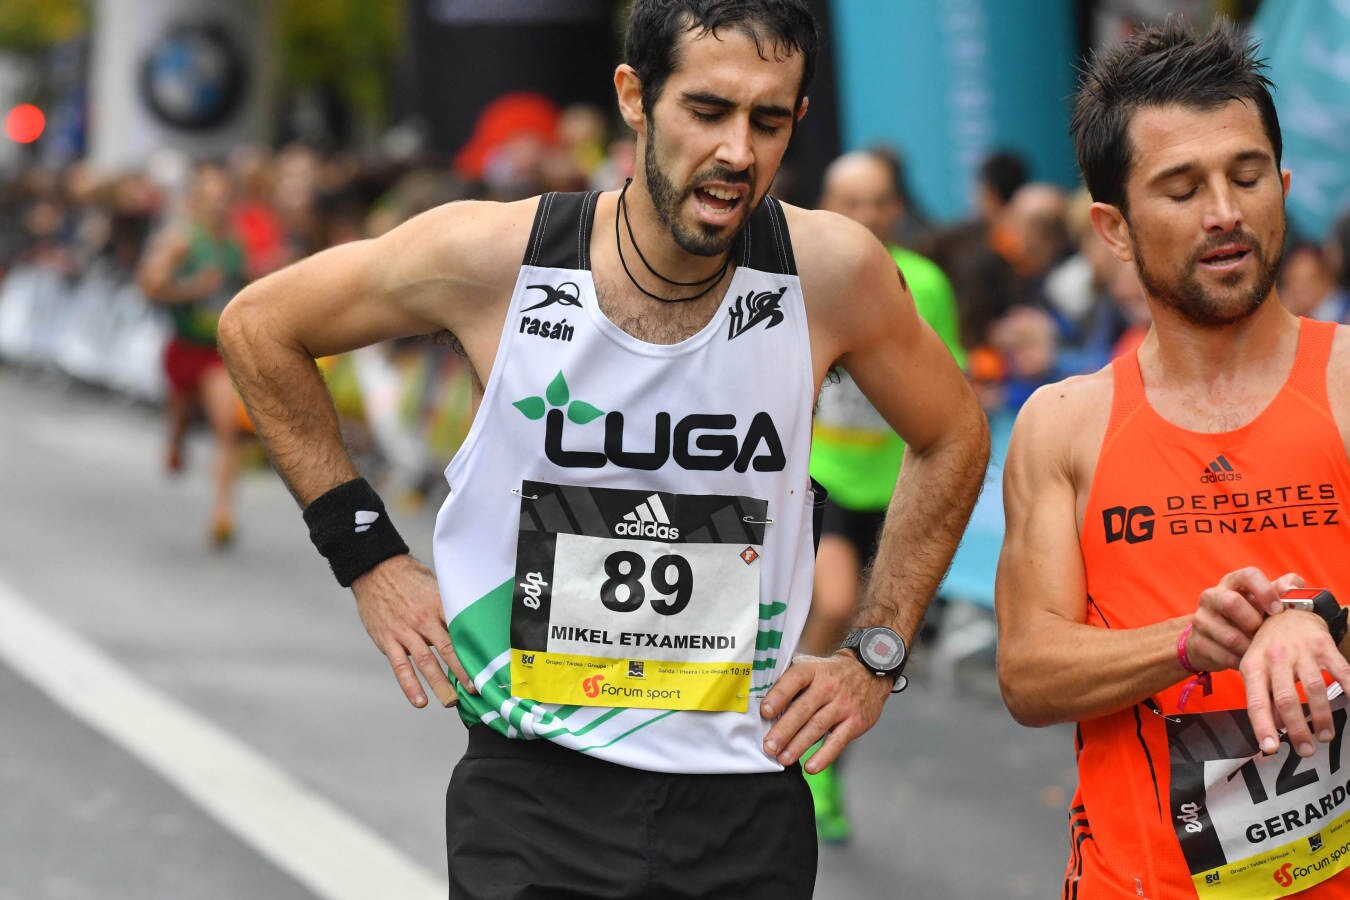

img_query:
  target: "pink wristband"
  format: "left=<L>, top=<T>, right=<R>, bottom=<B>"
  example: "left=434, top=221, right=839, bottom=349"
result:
left=1175, top=623, right=1212, bottom=711
left=1177, top=623, right=1201, bottom=674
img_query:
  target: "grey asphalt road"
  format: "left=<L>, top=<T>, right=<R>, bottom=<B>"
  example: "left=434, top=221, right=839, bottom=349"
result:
left=0, top=366, right=1076, bottom=899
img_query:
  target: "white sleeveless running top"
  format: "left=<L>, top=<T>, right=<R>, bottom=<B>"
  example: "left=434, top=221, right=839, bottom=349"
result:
left=432, top=191, right=819, bottom=773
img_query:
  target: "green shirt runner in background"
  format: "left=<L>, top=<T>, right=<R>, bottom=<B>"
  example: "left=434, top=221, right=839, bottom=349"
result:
left=810, top=245, right=965, bottom=511
left=169, top=224, right=245, bottom=346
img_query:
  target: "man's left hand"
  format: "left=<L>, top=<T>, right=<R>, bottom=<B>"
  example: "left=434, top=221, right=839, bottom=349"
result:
left=759, top=653, right=893, bottom=773
left=1242, top=609, right=1350, bottom=759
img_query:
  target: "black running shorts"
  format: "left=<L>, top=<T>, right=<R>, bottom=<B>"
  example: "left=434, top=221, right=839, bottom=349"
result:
left=819, top=496, right=886, bottom=563
left=446, top=726, right=817, bottom=899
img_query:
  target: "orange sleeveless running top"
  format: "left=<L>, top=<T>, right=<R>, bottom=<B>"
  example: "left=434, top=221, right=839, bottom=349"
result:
left=1073, top=318, right=1350, bottom=899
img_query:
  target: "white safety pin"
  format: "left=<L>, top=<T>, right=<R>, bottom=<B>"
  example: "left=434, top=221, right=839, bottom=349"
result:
left=1146, top=705, right=1181, bottom=724
left=742, top=515, right=774, bottom=525
left=511, top=488, right=540, bottom=500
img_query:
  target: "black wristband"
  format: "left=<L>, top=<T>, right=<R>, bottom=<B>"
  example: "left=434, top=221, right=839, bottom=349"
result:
left=302, top=478, right=409, bottom=587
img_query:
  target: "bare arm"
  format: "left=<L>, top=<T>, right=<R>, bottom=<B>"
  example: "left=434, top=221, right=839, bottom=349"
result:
left=762, top=216, right=989, bottom=770
left=216, top=199, right=528, bottom=708
left=842, top=264, right=989, bottom=643
left=995, top=385, right=1196, bottom=726
left=217, top=200, right=521, bottom=504
left=216, top=236, right=425, bottom=504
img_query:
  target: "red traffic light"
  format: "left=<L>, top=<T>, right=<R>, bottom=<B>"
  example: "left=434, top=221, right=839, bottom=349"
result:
left=5, top=104, right=45, bottom=144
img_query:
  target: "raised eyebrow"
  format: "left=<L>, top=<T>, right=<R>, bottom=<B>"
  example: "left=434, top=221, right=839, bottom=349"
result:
left=680, top=91, right=793, bottom=120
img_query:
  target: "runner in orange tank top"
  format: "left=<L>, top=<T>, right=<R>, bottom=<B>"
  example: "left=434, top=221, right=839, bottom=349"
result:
left=997, top=21, right=1350, bottom=899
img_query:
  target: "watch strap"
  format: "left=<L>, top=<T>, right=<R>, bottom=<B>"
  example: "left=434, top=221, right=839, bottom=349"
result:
left=1284, top=590, right=1347, bottom=644
left=836, top=627, right=908, bottom=693
left=1318, top=596, right=1349, bottom=644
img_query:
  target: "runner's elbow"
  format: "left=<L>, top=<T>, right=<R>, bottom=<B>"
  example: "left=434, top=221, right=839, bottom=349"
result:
left=217, top=286, right=270, bottom=363
left=998, top=649, right=1059, bottom=728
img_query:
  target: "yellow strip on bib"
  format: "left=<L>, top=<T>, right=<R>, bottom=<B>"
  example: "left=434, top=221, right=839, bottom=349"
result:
left=1187, top=782, right=1350, bottom=897
left=511, top=649, right=751, bottom=712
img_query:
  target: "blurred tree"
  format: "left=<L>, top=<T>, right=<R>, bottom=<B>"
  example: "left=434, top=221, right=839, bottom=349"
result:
left=0, top=0, right=88, bottom=56
left=278, top=0, right=402, bottom=133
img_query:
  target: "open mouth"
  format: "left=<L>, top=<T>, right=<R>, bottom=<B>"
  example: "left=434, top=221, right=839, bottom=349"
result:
left=693, top=185, right=744, bottom=217
left=1198, top=245, right=1251, bottom=268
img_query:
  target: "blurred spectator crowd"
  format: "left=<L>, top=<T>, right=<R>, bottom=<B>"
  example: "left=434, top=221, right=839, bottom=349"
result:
left=0, top=94, right=636, bottom=505
left=4, top=90, right=1350, bottom=511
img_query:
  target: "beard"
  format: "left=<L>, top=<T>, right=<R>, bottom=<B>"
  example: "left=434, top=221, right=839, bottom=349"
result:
left=1131, top=211, right=1285, bottom=328
left=643, top=120, right=754, bottom=258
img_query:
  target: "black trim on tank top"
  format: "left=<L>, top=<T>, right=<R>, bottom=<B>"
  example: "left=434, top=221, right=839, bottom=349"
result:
left=522, top=190, right=798, bottom=275
left=738, top=194, right=796, bottom=275
left=1064, top=806, right=1093, bottom=900
left=1133, top=702, right=1164, bottom=820
left=522, top=191, right=601, bottom=270
left=1086, top=593, right=1112, bottom=628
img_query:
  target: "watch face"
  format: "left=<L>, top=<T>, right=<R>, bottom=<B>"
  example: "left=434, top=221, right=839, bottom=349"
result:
left=860, top=628, right=905, bottom=670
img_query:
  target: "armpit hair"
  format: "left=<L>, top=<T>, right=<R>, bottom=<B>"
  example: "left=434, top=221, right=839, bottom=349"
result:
left=429, top=329, right=483, bottom=392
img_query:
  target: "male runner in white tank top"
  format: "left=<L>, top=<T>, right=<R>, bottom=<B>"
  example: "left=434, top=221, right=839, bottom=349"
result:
left=219, top=1, right=988, bottom=895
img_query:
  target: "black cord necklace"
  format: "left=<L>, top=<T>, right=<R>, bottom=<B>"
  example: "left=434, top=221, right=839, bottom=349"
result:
left=615, top=179, right=731, bottom=304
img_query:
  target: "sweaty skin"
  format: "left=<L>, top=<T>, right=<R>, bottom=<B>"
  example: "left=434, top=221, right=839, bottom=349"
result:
left=219, top=28, right=987, bottom=772
left=997, top=100, right=1350, bottom=759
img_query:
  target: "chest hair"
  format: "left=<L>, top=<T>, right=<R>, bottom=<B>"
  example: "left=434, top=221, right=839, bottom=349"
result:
left=592, top=272, right=735, bottom=346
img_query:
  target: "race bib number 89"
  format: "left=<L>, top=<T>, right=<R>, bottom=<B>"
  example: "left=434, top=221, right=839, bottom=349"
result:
left=1169, top=693, right=1350, bottom=897
left=508, top=481, right=767, bottom=712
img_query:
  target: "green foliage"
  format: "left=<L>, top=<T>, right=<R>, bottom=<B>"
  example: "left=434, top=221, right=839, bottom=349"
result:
left=277, top=0, right=402, bottom=127
left=0, top=0, right=88, bottom=55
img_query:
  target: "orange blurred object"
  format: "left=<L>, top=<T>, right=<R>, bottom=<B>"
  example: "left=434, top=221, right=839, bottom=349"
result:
left=5, top=104, right=45, bottom=144
left=967, top=345, right=1006, bottom=383
left=453, top=93, right=560, bottom=180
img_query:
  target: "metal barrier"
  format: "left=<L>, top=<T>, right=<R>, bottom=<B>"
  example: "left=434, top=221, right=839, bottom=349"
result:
left=0, top=263, right=169, bottom=403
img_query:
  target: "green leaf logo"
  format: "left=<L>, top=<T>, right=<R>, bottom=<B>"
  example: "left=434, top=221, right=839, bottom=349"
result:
left=546, top=371, right=570, bottom=407
left=512, top=396, right=546, bottom=420
left=513, top=370, right=604, bottom=424
left=567, top=401, right=604, bottom=424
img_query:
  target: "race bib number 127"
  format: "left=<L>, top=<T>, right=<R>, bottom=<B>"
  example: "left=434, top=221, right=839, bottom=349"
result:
left=508, top=481, right=767, bottom=712
left=1169, top=692, right=1350, bottom=897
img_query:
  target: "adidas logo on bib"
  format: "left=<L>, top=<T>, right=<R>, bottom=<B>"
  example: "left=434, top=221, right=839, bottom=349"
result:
left=614, top=493, right=680, bottom=540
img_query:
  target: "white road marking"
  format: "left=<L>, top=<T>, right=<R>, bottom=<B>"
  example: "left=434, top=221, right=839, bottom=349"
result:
left=0, top=578, right=447, bottom=900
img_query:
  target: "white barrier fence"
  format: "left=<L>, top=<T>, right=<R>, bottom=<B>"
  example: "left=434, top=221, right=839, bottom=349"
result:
left=0, top=263, right=170, bottom=403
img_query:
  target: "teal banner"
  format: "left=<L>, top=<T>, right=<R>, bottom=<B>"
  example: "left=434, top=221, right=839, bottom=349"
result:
left=1252, top=0, right=1350, bottom=241
left=829, top=0, right=1078, bottom=221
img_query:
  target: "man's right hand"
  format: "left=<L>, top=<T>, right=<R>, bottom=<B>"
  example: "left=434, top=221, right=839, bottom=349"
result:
left=1188, top=568, right=1304, bottom=672
left=350, top=554, right=476, bottom=708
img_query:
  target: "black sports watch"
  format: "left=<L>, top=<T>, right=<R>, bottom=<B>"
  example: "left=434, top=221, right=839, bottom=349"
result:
left=1279, top=589, right=1348, bottom=645
left=839, top=626, right=909, bottom=693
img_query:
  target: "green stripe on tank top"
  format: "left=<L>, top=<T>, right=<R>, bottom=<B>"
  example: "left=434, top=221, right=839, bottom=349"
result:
left=578, top=710, right=679, bottom=752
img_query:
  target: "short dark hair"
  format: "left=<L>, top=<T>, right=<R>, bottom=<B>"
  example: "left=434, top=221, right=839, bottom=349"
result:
left=978, top=151, right=1029, bottom=206
left=1071, top=18, right=1281, bottom=214
left=624, top=0, right=820, bottom=118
